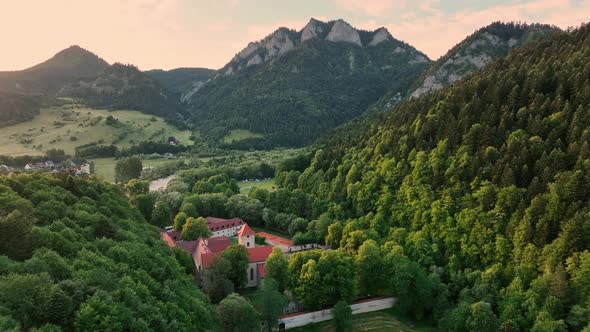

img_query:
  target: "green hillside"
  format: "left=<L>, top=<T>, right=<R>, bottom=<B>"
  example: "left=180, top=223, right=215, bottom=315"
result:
left=60, top=63, right=185, bottom=119
left=0, top=173, right=216, bottom=330
left=187, top=19, right=431, bottom=148
left=0, top=45, right=109, bottom=95
left=275, top=23, right=590, bottom=330
left=0, top=102, right=192, bottom=156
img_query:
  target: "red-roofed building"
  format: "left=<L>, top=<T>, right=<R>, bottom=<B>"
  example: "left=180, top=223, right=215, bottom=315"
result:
left=238, top=224, right=256, bottom=249
left=207, top=217, right=245, bottom=238
left=245, top=245, right=273, bottom=287
left=161, top=219, right=274, bottom=288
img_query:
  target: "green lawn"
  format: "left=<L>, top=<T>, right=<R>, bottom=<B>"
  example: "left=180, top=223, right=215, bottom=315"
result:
left=238, top=178, right=276, bottom=195
left=289, top=309, right=435, bottom=332
left=222, top=129, right=264, bottom=144
left=0, top=103, right=192, bottom=156
left=90, top=157, right=186, bottom=183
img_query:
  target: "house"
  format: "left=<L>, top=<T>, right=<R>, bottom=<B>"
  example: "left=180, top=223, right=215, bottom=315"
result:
left=160, top=220, right=274, bottom=288
left=207, top=217, right=246, bottom=238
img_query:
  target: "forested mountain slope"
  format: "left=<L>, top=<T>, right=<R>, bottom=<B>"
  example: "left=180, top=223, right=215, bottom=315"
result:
left=409, top=22, right=559, bottom=98
left=0, top=92, right=43, bottom=127
left=279, top=23, right=590, bottom=330
left=0, top=46, right=109, bottom=95
left=0, top=173, right=216, bottom=331
left=187, top=18, right=431, bottom=148
left=145, top=67, right=216, bottom=103
left=60, top=63, right=185, bottom=119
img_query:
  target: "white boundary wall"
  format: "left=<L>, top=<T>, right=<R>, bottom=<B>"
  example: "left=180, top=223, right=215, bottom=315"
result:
left=278, top=297, right=396, bottom=330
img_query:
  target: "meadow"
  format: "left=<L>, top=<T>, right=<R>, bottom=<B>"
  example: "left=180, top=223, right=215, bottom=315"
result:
left=222, top=129, right=264, bottom=143
left=238, top=178, right=276, bottom=194
left=90, top=157, right=188, bottom=183
left=0, top=103, right=192, bottom=156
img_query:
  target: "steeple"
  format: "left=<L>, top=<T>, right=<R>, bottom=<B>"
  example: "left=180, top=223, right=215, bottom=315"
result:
left=238, top=224, right=256, bottom=248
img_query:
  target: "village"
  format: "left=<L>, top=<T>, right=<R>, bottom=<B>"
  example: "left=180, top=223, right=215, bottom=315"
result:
left=0, top=159, right=91, bottom=176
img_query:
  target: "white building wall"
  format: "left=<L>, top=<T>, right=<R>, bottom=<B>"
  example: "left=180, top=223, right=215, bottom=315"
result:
left=211, top=225, right=242, bottom=238
left=245, top=262, right=259, bottom=288
left=277, top=297, right=396, bottom=330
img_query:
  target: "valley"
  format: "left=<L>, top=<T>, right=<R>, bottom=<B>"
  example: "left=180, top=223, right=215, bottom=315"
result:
left=0, top=9, right=589, bottom=332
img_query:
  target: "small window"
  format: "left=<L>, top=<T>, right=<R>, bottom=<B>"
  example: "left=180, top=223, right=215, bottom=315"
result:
left=247, top=242, right=250, bottom=247
left=250, top=267, right=254, bottom=281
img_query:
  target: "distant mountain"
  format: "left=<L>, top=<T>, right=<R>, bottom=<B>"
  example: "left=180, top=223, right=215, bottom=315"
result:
left=0, top=45, right=109, bottom=95
left=187, top=18, right=431, bottom=148
left=145, top=68, right=216, bottom=103
left=60, top=63, right=184, bottom=119
left=410, top=22, right=559, bottom=98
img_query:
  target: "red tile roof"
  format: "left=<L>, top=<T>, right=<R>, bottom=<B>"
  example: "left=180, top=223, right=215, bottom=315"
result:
left=238, top=224, right=256, bottom=237
left=207, top=237, right=231, bottom=253
left=161, top=232, right=177, bottom=248
left=206, top=217, right=245, bottom=231
left=247, top=245, right=274, bottom=263
left=175, top=240, right=198, bottom=254
left=161, top=230, right=183, bottom=247
left=202, top=252, right=223, bottom=268
left=258, top=263, right=266, bottom=279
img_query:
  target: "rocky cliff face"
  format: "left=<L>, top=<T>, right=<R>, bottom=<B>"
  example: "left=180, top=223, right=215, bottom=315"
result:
left=220, top=18, right=413, bottom=76
left=326, top=19, right=362, bottom=46
left=410, top=22, right=558, bottom=98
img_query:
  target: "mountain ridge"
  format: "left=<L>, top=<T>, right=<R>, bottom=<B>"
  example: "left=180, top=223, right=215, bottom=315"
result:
left=0, top=45, right=109, bottom=95
left=186, top=18, right=432, bottom=148
left=219, top=18, right=426, bottom=77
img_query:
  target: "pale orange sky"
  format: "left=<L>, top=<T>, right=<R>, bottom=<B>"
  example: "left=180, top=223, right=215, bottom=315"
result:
left=0, top=0, right=588, bottom=71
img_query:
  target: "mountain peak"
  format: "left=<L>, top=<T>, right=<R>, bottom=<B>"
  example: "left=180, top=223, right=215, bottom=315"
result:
left=369, top=27, right=393, bottom=46
left=31, top=45, right=109, bottom=73
left=326, top=19, right=362, bottom=46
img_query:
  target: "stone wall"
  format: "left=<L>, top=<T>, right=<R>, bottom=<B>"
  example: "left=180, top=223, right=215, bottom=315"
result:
left=277, top=297, right=396, bottom=330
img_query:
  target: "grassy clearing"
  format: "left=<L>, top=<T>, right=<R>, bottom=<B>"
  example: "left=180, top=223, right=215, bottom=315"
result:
left=0, top=103, right=192, bottom=156
left=238, top=178, right=276, bottom=195
left=289, top=309, right=435, bottom=332
left=222, top=129, right=264, bottom=144
left=90, top=157, right=187, bottom=183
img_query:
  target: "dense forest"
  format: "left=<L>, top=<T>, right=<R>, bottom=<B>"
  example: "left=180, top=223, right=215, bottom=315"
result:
left=0, top=93, right=42, bottom=127
left=266, top=24, right=590, bottom=330
left=0, top=173, right=216, bottom=331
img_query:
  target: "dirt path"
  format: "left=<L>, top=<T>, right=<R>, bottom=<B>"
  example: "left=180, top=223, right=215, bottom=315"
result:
left=149, top=174, right=176, bottom=191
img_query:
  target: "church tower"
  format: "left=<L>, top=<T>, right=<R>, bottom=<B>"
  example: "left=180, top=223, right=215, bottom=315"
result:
left=238, top=224, right=256, bottom=248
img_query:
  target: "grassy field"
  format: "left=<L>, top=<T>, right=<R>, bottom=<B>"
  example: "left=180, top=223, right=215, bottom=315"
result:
left=238, top=178, right=276, bottom=195
left=91, top=157, right=187, bottom=183
left=222, top=129, right=264, bottom=144
left=0, top=103, right=192, bottom=156
left=289, top=309, right=435, bottom=332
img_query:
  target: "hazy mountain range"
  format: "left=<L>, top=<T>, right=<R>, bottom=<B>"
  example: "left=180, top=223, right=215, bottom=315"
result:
left=0, top=19, right=559, bottom=147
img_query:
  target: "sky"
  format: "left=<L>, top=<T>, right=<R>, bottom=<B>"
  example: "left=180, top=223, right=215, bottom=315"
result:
left=0, top=0, right=588, bottom=71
